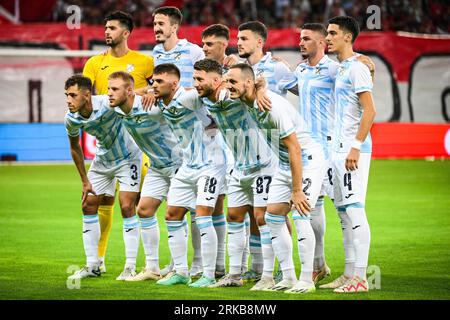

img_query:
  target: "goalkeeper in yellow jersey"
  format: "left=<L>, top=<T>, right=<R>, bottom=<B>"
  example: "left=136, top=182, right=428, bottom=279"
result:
left=83, top=10, right=154, bottom=273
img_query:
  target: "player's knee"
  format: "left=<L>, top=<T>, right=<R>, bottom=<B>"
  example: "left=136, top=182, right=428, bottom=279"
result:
left=255, top=214, right=266, bottom=226
left=137, top=207, right=155, bottom=218
left=227, top=211, right=245, bottom=223
left=120, top=203, right=135, bottom=216
left=82, top=202, right=97, bottom=214
left=165, top=207, right=184, bottom=221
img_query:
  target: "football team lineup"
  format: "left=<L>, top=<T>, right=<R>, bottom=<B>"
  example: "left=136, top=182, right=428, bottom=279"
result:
left=2, top=5, right=449, bottom=303
left=63, top=7, right=377, bottom=294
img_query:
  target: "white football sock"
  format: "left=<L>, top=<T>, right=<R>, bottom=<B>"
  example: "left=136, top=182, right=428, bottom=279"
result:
left=166, top=220, right=188, bottom=276
left=190, top=211, right=202, bottom=269
left=123, top=215, right=140, bottom=269
left=346, top=204, right=371, bottom=280
left=338, top=207, right=356, bottom=277
left=265, top=213, right=296, bottom=282
left=196, top=216, right=218, bottom=279
left=249, top=234, right=263, bottom=273
left=292, top=210, right=315, bottom=284
left=212, top=214, right=227, bottom=272
left=241, top=213, right=251, bottom=273
left=311, top=197, right=326, bottom=270
left=82, top=214, right=100, bottom=268
left=140, top=216, right=160, bottom=273
left=227, top=221, right=246, bottom=275
left=258, top=224, right=275, bottom=279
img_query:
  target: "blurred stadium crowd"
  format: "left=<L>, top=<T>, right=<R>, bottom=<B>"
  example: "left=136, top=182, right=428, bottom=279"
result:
left=49, top=0, right=450, bottom=33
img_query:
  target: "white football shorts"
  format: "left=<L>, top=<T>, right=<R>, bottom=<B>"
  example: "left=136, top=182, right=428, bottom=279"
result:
left=88, top=155, right=142, bottom=197
left=227, top=160, right=277, bottom=208
left=332, top=152, right=371, bottom=207
left=268, top=146, right=326, bottom=210
left=167, top=164, right=227, bottom=211
left=141, top=165, right=180, bottom=200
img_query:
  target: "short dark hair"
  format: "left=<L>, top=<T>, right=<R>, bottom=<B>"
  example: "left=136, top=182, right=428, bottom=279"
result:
left=108, top=71, right=135, bottom=87
left=301, top=23, right=327, bottom=37
left=194, top=59, right=223, bottom=75
left=328, top=16, right=360, bottom=43
left=153, top=6, right=183, bottom=25
left=65, top=74, right=92, bottom=91
left=202, top=24, right=230, bottom=40
left=153, top=63, right=181, bottom=79
left=238, top=21, right=268, bottom=42
left=229, top=63, right=255, bottom=81
left=104, top=11, right=134, bottom=33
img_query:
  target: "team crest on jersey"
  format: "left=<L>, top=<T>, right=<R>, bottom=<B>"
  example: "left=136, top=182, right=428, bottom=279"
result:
left=173, top=53, right=182, bottom=60
left=256, top=68, right=264, bottom=77
left=167, top=106, right=179, bottom=115
left=315, top=67, right=321, bottom=75
left=338, top=66, right=345, bottom=76
left=127, top=64, right=135, bottom=72
left=134, top=116, right=144, bottom=123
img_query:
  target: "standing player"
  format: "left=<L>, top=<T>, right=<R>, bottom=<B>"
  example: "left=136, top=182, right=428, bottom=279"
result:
left=149, top=63, right=227, bottom=287
left=277, top=23, right=339, bottom=285
left=83, top=11, right=154, bottom=273
left=278, top=23, right=376, bottom=287
left=107, top=71, right=183, bottom=281
left=325, top=16, right=376, bottom=293
left=225, top=64, right=326, bottom=293
left=237, top=21, right=294, bottom=97
left=151, top=6, right=206, bottom=276
left=202, top=24, right=239, bottom=72
left=65, top=75, right=142, bottom=280
left=152, top=6, right=205, bottom=87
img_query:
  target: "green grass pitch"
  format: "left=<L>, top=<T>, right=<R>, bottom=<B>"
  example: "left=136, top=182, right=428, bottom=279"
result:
left=0, top=159, right=449, bottom=300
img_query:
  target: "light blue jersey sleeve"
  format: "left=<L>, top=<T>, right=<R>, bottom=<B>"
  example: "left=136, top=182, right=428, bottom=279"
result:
left=190, top=44, right=205, bottom=64
left=177, top=89, right=202, bottom=110
left=65, top=113, right=81, bottom=137
left=350, top=62, right=373, bottom=94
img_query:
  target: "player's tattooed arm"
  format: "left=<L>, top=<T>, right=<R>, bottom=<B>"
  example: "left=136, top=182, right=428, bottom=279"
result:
left=346, top=91, right=376, bottom=171
left=68, top=135, right=96, bottom=203
left=255, top=77, right=272, bottom=112
left=357, top=55, right=376, bottom=81
left=283, top=133, right=310, bottom=215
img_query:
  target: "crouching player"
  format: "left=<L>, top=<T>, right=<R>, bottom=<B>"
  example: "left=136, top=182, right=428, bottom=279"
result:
left=107, top=71, right=183, bottom=281
left=226, top=64, right=326, bottom=293
left=65, top=75, right=142, bottom=280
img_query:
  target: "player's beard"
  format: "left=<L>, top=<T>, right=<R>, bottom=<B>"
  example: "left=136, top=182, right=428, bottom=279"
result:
left=301, top=52, right=309, bottom=60
left=238, top=51, right=251, bottom=59
left=154, top=31, right=167, bottom=44
left=106, top=38, right=119, bottom=48
left=198, top=86, right=214, bottom=98
left=110, top=95, right=127, bottom=108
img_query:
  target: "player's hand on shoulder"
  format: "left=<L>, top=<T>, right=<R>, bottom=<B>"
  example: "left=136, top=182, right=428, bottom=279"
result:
left=142, top=89, right=156, bottom=111
left=223, top=54, right=239, bottom=68
left=291, top=191, right=311, bottom=216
